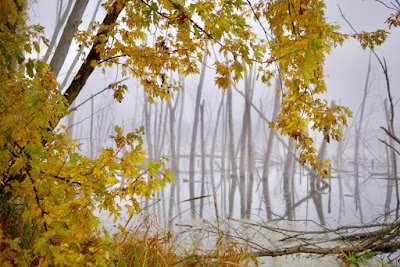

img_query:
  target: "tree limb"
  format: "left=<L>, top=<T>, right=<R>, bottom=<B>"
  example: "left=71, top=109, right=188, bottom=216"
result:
left=381, top=127, right=400, bottom=145
left=63, top=0, right=125, bottom=106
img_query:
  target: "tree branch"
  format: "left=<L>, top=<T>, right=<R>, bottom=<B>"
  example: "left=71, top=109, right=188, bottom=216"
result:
left=381, top=126, right=400, bottom=145
left=63, top=0, right=125, bottom=106
left=379, top=138, right=400, bottom=156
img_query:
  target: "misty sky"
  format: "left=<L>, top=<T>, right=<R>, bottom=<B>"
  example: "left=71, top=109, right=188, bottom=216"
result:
left=28, top=0, right=400, bottom=158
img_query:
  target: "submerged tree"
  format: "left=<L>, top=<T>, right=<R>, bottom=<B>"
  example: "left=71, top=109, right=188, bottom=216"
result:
left=0, top=0, right=391, bottom=265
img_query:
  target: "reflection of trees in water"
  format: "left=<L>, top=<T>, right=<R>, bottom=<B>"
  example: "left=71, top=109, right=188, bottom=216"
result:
left=283, top=138, right=295, bottom=221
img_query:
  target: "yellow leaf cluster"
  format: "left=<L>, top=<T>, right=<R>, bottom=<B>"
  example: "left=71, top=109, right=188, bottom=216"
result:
left=254, top=0, right=351, bottom=171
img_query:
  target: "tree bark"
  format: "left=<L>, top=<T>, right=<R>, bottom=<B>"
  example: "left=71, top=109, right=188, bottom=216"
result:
left=228, top=84, right=239, bottom=217
left=188, top=52, right=208, bottom=219
left=353, top=52, right=371, bottom=222
left=262, top=79, right=281, bottom=221
left=43, top=0, right=73, bottom=63
left=200, top=101, right=206, bottom=218
left=63, top=1, right=125, bottom=106
left=283, top=138, right=295, bottom=220
left=210, top=91, right=225, bottom=194
left=167, top=97, right=178, bottom=223
left=60, top=0, right=102, bottom=91
left=238, top=97, right=247, bottom=219
left=245, top=65, right=256, bottom=220
left=50, top=0, right=89, bottom=77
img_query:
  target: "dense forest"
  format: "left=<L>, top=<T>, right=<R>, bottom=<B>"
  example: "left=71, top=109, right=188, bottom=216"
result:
left=1, top=0, right=399, bottom=266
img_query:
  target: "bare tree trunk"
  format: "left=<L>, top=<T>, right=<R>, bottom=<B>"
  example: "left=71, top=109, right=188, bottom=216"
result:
left=227, top=85, right=238, bottom=217
left=144, top=97, right=153, bottom=159
left=188, top=52, right=208, bottom=219
left=50, top=0, right=89, bottom=77
left=67, top=102, right=75, bottom=141
left=310, top=130, right=329, bottom=226
left=221, top=96, right=228, bottom=217
left=143, top=95, right=153, bottom=211
left=245, top=65, right=256, bottom=219
left=262, top=79, right=281, bottom=221
left=60, top=0, right=102, bottom=90
left=176, top=80, right=185, bottom=218
left=238, top=101, right=247, bottom=219
left=200, top=101, right=206, bottom=218
left=90, top=94, right=94, bottom=159
left=380, top=65, right=399, bottom=218
left=335, top=128, right=345, bottom=218
left=157, top=101, right=168, bottom=221
left=283, top=138, right=295, bottom=220
left=210, top=91, right=225, bottom=194
left=63, top=1, right=125, bottom=107
left=167, top=95, right=179, bottom=223
left=43, top=0, right=74, bottom=63
left=353, top=53, right=371, bottom=223
left=384, top=100, right=395, bottom=219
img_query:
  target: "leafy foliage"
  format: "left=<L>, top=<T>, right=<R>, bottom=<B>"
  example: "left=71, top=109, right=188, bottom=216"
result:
left=0, top=0, right=394, bottom=265
left=352, top=30, right=389, bottom=50
left=0, top=2, right=172, bottom=265
left=386, top=10, right=400, bottom=28
left=254, top=0, right=352, bottom=175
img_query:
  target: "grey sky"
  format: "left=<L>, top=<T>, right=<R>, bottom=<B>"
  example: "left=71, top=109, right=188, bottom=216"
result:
left=28, top=0, right=399, bottom=158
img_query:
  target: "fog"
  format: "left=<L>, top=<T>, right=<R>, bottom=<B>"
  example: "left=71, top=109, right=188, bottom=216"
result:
left=29, top=0, right=400, bottom=251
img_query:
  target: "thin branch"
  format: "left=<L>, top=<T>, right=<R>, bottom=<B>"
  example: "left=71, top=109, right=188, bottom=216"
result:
left=68, top=77, right=129, bottom=112
left=381, top=126, right=400, bottom=145
left=366, top=0, right=399, bottom=10
left=379, top=139, right=400, bottom=156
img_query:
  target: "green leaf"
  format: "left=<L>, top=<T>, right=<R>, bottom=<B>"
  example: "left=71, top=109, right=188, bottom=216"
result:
left=26, top=59, right=35, bottom=77
left=33, top=41, right=40, bottom=53
left=16, top=50, right=25, bottom=64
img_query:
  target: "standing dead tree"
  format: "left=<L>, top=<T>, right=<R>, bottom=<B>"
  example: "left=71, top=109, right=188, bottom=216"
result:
left=188, top=52, right=208, bottom=219
left=339, top=4, right=399, bottom=219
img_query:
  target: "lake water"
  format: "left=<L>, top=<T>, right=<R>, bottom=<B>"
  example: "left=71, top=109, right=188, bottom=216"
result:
left=99, top=158, right=399, bottom=266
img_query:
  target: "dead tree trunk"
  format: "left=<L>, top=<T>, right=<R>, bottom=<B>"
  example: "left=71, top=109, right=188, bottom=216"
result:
left=200, top=101, right=206, bottom=218
left=43, top=0, right=74, bottom=63
left=210, top=91, right=226, bottom=194
left=335, top=126, right=346, bottom=218
left=50, top=0, right=89, bottom=77
left=167, top=93, right=180, bottom=223
left=238, top=98, right=248, bottom=219
left=245, top=65, right=256, bottom=220
left=188, top=52, right=208, bottom=219
left=378, top=59, right=399, bottom=217
left=353, top=52, right=371, bottom=222
left=383, top=100, right=396, bottom=219
left=262, top=79, right=281, bottom=221
left=310, top=131, right=330, bottom=226
left=228, top=84, right=239, bottom=217
left=60, top=0, right=102, bottom=90
left=283, top=138, right=295, bottom=220
left=176, top=80, right=185, bottom=218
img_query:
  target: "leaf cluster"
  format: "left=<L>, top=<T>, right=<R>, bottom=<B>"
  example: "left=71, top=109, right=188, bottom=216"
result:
left=0, top=3, right=173, bottom=265
left=254, top=0, right=351, bottom=175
